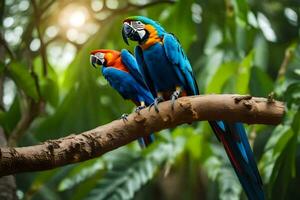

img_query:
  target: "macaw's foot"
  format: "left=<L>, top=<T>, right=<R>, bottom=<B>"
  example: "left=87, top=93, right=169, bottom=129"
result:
left=120, top=113, right=129, bottom=122
left=135, top=105, right=146, bottom=115
left=171, top=90, right=181, bottom=110
left=149, top=97, right=164, bottom=113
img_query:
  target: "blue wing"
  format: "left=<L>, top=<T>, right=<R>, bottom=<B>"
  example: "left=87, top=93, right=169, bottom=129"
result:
left=163, top=33, right=199, bottom=95
left=134, top=46, right=157, bottom=97
left=120, top=49, right=149, bottom=91
left=102, top=67, right=153, bottom=104
left=102, top=66, right=155, bottom=148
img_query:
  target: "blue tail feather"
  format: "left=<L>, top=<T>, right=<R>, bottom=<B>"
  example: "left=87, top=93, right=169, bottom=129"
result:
left=138, top=96, right=155, bottom=148
left=210, top=121, right=265, bottom=200
left=236, top=123, right=263, bottom=185
left=138, top=133, right=155, bottom=148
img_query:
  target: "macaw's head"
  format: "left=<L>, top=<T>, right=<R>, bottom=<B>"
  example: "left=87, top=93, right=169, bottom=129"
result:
left=90, top=49, right=120, bottom=68
left=122, top=16, right=165, bottom=45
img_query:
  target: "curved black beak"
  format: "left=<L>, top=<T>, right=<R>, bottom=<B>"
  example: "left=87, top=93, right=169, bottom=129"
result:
left=122, top=23, right=141, bottom=45
left=90, top=55, right=103, bottom=68
left=122, top=24, right=130, bottom=45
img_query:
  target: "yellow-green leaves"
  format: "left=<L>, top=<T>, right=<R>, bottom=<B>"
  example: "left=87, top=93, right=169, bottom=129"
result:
left=206, top=50, right=254, bottom=94
left=8, top=62, right=39, bottom=101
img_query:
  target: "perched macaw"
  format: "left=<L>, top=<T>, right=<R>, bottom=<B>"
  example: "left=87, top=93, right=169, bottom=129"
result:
left=121, top=16, right=265, bottom=200
left=90, top=49, right=155, bottom=148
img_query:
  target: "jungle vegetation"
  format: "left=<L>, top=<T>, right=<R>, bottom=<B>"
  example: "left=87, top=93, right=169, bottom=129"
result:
left=0, top=0, right=299, bottom=199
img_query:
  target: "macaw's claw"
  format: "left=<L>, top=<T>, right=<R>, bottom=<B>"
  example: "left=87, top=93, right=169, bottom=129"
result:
left=149, top=97, right=164, bottom=113
left=171, top=91, right=180, bottom=110
left=120, top=113, right=129, bottom=122
left=135, top=105, right=146, bottom=115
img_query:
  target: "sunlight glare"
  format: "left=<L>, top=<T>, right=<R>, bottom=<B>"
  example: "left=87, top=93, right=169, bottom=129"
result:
left=69, top=10, right=86, bottom=27
left=59, top=5, right=89, bottom=29
left=66, top=28, right=79, bottom=41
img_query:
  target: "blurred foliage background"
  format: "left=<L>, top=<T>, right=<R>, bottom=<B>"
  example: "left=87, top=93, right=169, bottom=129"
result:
left=0, top=0, right=300, bottom=199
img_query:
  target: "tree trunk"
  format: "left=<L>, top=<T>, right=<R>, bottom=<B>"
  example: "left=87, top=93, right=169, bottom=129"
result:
left=0, top=128, right=17, bottom=200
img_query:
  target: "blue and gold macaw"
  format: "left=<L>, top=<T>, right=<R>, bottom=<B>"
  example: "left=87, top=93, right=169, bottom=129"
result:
left=121, top=16, right=265, bottom=200
left=90, top=49, right=155, bottom=148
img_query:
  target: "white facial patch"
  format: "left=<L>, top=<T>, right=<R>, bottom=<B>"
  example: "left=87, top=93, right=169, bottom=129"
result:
left=95, top=52, right=104, bottom=59
left=95, top=52, right=105, bottom=64
left=131, top=21, right=145, bottom=30
left=137, top=30, right=146, bottom=39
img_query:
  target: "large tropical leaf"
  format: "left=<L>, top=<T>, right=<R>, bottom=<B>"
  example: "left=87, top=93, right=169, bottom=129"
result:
left=83, top=136, right=186, bottom=200
left=8, top=62, right=39, bottom=101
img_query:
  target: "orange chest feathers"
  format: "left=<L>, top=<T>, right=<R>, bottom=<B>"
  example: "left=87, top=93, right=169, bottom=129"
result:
left=106, top=55, right=129, bottom=73
left=140, top=25, right=163, bottom=50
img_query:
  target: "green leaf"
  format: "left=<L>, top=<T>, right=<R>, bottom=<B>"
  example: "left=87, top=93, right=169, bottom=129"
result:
left=204, top=144, right=242, bottom=200
left=58, top=158, right=105, bottom=191
left=260, top=109, right=299, bottom=200
left=253, top=35, right=269, bottom=70
left=236, top=50, right=254, bottom=93
left=232, top=0, right=249, bottom=27
left=70, top=171, right=104, bottom=200
left=291, top=111, right=300, bottom=138
left=206, top=61, right=238, bottom=93
left=249, top=66, right=273, bottom=97
left=200, top=50, right=224, bottom=92
left=1, top=97, right=21, bottom=134
left=203, top=25, right=223, bottom=54
left=40, top=77, right=59, bottom=107
left=27, top=165, right=76, bottom=200
left=260, top=125, right=293, bottom=183
left=206, top=50, right=253, bottom=94
left=204, top=157, right=222, bottom=181
left=8, top=62, right=39, bottom=101
left=147, top=0, right=196, bottom=50
left=275, top=43, right=300, bottom=99
left=285, top=82, right=300, bottom=108
left=84, top=136, right=186, bottom=200
left=264, top=125, right=292, bottom=153
left=62, top=25, right=111, bottom=90
left=29, top=169, right=61, bottom=193
left=33, top=57, right=59, bottom=107
left=269, top=135, right=297, bottom=200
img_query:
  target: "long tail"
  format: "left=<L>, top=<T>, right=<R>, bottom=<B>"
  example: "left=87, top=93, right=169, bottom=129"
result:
left=132, top=98, right=155, bottom=148
left=209, top=121, right=265, bottom=200
left=136, top=96, right=157, bottom=148
left=138, top=134, right=155, bottom=148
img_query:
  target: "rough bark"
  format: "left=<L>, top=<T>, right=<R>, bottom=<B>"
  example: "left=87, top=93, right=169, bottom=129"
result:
left=8, top=99, right=44, bottom=147
left=0, top=94, right=284, bottom=177
left=0, top=128, right=17, bottom=200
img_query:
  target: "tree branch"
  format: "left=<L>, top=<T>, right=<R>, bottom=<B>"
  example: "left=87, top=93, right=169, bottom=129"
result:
left=0, top=95, right=284, bottom=176
left=8, top=99, right=44, bottom=147
left=277, top=46, right=295, bottom=80
left=0, top=34, right=16, bottom=60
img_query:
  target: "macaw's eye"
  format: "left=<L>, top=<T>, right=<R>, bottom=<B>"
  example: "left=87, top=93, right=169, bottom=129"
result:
left=133, top=21, right=144, bottom=30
